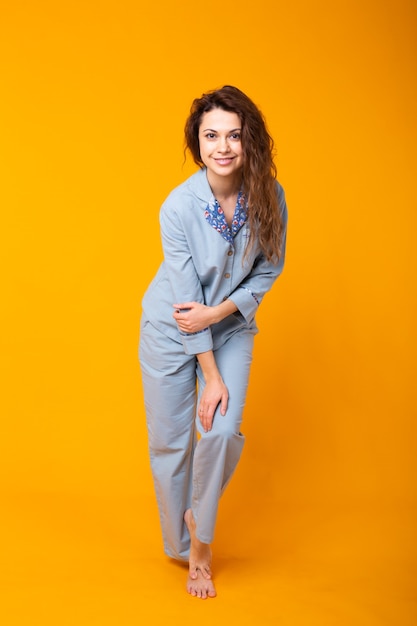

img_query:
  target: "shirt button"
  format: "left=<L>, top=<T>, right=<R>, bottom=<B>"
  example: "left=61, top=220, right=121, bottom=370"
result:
left=227, top=249, right=233, bottom=256
left=224, top=273, right=230, bottom=279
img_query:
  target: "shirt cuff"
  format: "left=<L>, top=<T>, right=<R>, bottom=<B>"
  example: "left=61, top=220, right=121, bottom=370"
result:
left=180, top=328, right=213, bottom=355
left=228, top=286, right=260, bottom=323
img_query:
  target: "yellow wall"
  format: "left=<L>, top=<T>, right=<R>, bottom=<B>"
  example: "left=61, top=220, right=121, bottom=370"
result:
left=1, top=0, right=415, bottom=515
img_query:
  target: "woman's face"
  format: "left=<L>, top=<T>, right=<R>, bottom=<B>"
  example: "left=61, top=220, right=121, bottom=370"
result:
left=198, top=108, right=243, bottom=183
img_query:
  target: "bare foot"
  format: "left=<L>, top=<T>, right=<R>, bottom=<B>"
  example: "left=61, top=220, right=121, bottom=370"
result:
left=184, top=509, right=217, bottom=599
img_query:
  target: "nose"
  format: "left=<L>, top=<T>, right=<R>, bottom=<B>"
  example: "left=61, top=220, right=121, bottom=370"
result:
left=217, top=136, right=231, bottom=153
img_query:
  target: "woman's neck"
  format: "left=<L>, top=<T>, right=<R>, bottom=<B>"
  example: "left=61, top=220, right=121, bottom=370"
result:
left=206, top=170, right=242, bottom=202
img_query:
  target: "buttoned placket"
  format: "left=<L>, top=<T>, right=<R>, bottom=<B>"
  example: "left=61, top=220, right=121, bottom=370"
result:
left=221, top=244, right=235, bottom=299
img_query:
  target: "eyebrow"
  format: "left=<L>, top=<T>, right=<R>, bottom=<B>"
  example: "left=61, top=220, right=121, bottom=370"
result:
left=201, top=127, right=241, bottom=132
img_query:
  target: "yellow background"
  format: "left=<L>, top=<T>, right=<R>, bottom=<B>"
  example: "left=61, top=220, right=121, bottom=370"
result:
left=1, top=0, right=416, bottom=624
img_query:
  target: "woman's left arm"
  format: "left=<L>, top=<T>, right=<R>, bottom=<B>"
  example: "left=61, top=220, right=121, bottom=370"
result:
left=227, top=187, right=288, bottom=323
left=173, top=298, right=238, bottom=334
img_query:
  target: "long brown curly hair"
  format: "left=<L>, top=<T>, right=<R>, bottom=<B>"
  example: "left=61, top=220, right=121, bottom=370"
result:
left=184, top=85, right=285, bottom=263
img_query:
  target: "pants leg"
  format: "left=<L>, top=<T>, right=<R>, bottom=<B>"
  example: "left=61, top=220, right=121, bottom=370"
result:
left=140, top=318, right=197, bottom=561
left=192, top=329, right=255, bottom=543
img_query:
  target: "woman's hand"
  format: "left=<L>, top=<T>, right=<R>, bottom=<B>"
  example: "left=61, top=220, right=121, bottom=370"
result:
left=195, top=350, right=228, bottom=432
left=198, top=376, right=228, bottom=432
left=173, top=301, right=215, bottom=333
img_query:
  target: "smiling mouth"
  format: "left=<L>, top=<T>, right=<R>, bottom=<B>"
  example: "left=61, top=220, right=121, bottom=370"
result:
left=215, top=158, right=235, bottom=165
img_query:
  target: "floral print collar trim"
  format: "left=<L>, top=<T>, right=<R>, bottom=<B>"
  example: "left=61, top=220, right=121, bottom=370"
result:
left=204, top=190, right=248, bottom=244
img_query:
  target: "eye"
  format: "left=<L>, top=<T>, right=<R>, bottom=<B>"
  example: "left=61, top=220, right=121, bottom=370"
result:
left=205, top=133, right=216, bottom=140
left=230, top=133, right=241, bottom=141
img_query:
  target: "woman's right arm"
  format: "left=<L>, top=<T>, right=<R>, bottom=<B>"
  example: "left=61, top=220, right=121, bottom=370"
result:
left=160, top=194, right=230, bottom=426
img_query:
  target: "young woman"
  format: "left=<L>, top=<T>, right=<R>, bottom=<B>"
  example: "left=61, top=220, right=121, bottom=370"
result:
left=139, top=85, right=287, bottom=599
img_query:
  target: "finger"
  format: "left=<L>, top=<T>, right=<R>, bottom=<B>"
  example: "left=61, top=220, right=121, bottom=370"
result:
left=202, top=416, right=212, bottom=432
left=173, top=302, right=194, bottom=310
left=198, top=405, right=209, bottom=432
left=203, top=406, right=215, bottom=432
left=220, top=391, right=228, bottom=416
left=198, top=404, right=205, bottom=427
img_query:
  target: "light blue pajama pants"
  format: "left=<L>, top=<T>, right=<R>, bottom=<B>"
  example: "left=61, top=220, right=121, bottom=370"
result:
left=139, top=316, right=255, bottom=561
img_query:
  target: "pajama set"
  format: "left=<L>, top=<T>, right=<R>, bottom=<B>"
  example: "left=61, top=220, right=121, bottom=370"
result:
left=139, top=167, right=287, bottom=561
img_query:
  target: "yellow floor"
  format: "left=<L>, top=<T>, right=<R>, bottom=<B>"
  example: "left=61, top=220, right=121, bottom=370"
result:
left=1, top=490, right=415, bottom=625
